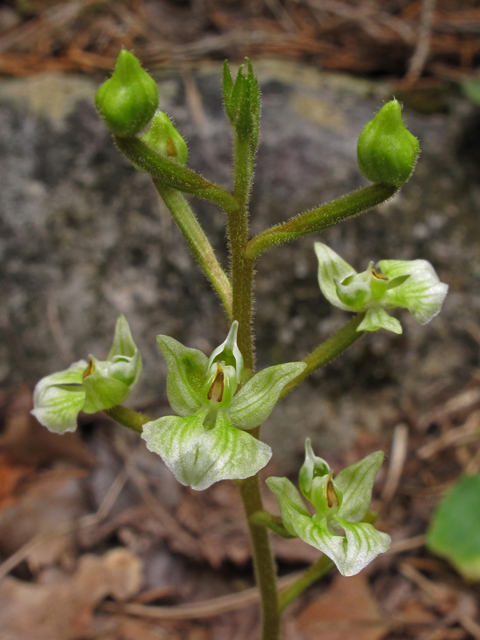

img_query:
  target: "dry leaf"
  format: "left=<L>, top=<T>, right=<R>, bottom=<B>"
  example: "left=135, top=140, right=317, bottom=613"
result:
left=296, top=573, right=391, bottom=640
left=0, top=385, right=95, bottom=467
left=0, top=467, right=88, bottom=570
left=0, top=453, right=33, bottom=510
left=0, top=548, right=143, bottom=640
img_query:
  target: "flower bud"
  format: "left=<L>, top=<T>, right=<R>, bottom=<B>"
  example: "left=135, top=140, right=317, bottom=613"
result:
left=142, top=112, right=188, bottom=165
left=95, top=50, right=158, bottom=138
left=357, top=100, right=419, bottom=187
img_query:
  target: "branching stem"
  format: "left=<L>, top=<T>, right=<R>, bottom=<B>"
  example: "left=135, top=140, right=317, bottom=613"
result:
left=154, top=181, right=233, bottom=319
left=281, top=313, right=366, bottom=398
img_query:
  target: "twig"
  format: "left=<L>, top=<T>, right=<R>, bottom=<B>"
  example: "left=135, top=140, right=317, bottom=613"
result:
left=388, top=534, right=426, bottom=554
left=100, top=534, right=427, bottom=620
left=381, top=423, right=409, bottom=505
left=126, top=462, right=203, bottom=560
left=405, top=0, right=436, bottom=83
left=100, top=570, right=302, bottom=620
left=0, top=469, right=128, bottom=582
left=417, top=410, right=480, bottom=460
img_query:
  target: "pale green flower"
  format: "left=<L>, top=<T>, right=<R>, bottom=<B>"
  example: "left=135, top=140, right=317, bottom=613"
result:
left=142, top=321, right=306, bottom=490
left=315, top=242, right=448, bottom=334
left=32, top=315, right=142, bottom=433
left=267, top=439, right=391, bottom=576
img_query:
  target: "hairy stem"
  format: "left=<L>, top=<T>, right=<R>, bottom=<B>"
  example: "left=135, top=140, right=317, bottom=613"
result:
left=239, top=470, right=280, bottom=640
left=104, top=405, right=152, bottom=433
left=115, top=135, right=239, bottom=213
left=228, top=134, right=255, bottom=371
left=281, top=313, right=366, bottom=398
left=245, top=184, right=398, bottom=260
left=228, top=132, right=280, bottom=638
left=278, top=555, right=334, bottom=613
left=154, top=180, right=233, bottom=319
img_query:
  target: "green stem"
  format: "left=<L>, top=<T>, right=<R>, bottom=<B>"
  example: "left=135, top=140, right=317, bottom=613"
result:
left=229, top=134, right=255, bottom=371
left=239, top=471, right=280, bottom=640
left=115, top=136, right=239, bottom=213
left=154, top=180, right=233, bottom=319
left=278, top=555, right=334, bottom=613
left=281, top=313, right=366, bottom=398
left=245, top=184, right=398, bottom=260
left=104, top=405, right=152, bottom=433
left=228, top=133, right=280, bottom=638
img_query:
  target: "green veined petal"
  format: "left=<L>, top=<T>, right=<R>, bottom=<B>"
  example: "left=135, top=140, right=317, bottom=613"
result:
left=357, top=307, right=402, bottom=334
left=314, top=243, right=356, bottom=311
left=333, top=518, right=391, bottom=576
left=156, top=335, right=208, bottom=416
left=82, top=372, right=130, bottom=413
left=379, top=259, right=448, bottom=325
left=229, top=362, right=306, bottom=430
left=265, top=476, right=311, bottom=536
left=335, top=451, right=384, bottom=522
left=31, top=360, right=87, bottom=434
left=142, top=410, right=271, bottom=490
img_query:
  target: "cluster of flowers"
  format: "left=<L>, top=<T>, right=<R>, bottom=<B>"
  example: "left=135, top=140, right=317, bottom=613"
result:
left=33, top=244, right=447, bottom=575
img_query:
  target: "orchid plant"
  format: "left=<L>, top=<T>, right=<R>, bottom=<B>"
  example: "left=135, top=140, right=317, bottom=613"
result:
left=32, top=50, right=448, bottom=640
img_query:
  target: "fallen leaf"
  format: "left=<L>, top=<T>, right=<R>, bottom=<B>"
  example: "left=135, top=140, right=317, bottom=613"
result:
left=0, top=385, right=95, bottom=467
left=0, top=548, right=143, bottom=640
left=0, top=467, right=88, bottom=570
left=296, top=573, right=391, bottom=640
left=0, top=453, right=33, bottom=510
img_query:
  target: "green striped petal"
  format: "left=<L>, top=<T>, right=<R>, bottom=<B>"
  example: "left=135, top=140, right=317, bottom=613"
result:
left=289, top=513, right=390, bottom=577
left=335, top=451, right=384, bottom=522
left=332, top=519, right=391, bottom=576
left=156, top=335, right=208, bottom=416
left=314, top=242, right=356, bottom=311
left=357, top=307, right=402, bottom=334
left=107, top=315, right=143, bottom=387
left=82, top=368, right=130, bottom=413
left=142, top=410, right=272, bottom=490
left=379, top=259, right=448, bottom=325
left=228, top=362, right=306, bottom=430
left=265, top=476, right=311, bottom=536
left=31, top=360, right=87, bottom=434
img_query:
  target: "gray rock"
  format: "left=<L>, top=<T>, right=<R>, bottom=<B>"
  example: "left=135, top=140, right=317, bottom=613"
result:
left=1, top=61, right=479, bottom=473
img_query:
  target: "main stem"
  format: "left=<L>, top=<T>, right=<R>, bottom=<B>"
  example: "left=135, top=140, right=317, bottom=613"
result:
left=229, top=134, right=280, bottom=640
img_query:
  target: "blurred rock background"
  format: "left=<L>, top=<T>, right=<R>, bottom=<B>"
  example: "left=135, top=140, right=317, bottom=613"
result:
left=1, top=1, right=480, bottom=471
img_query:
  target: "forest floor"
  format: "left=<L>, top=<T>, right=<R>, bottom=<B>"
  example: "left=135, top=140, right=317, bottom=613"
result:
left=1, top=375, right=480, bottom=640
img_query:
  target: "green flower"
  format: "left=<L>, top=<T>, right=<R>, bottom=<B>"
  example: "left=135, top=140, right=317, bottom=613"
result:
left=32, top=315, right=142, bottom=434
left=266, top=439, right=390, bottom=576
left=142, top=321, right=306, bottom=490
left=315, top=242, right=448, bottom=334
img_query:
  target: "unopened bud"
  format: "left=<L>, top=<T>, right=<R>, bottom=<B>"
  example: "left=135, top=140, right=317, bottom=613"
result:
left=357, top=100, right=419, bottom=187
left=142, top=112, right=188, bottom=165
left=95, top=50, right=158, bottom=138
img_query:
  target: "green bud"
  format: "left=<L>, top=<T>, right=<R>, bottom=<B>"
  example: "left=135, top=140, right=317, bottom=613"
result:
left=142, top=112, right=188, bottom=165
left=95, top=50, right=158, bottom=138
left=357, top=100, right=419, bottom=187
